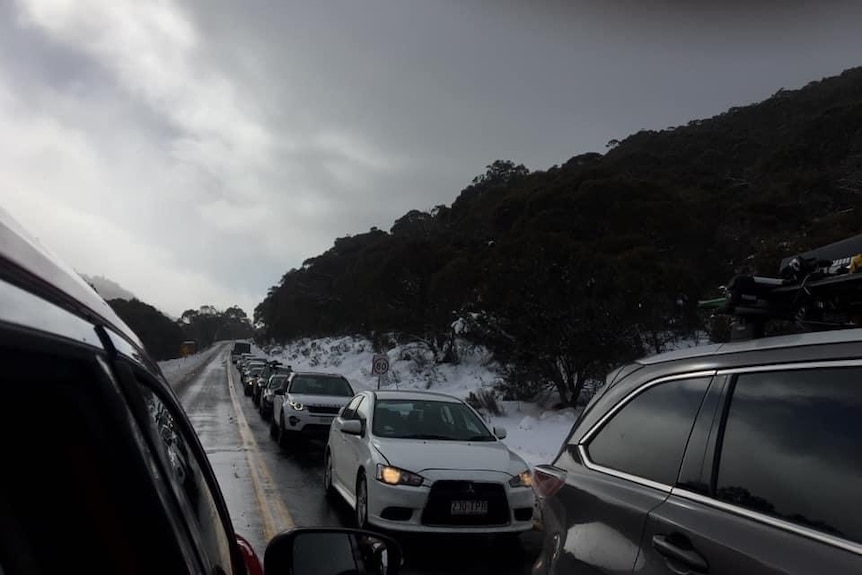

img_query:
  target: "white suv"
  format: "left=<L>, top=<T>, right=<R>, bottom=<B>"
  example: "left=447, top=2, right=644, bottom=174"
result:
left=270, top=371, right=355, bottom=449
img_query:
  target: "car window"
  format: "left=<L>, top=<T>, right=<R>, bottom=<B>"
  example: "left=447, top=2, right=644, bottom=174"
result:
left=586, top=377, right=710, bottom=486
left=269, top=375, right=287, bottom=389
left=356, top=396, right=371, bottom=422
left=715, top=368, right=862, bottom=544
left=342, top=395, right=363, bottom=420
left=137, top=383, right=234, bottom=573
left=371, top=399, right=496, bottom=441
left=345, top=397, right=366, bottom=421
left=289, top=375, right=354, bottom=396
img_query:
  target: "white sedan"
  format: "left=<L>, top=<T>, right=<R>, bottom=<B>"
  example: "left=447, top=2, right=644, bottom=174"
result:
left=324, top=390, right=536, bottom=534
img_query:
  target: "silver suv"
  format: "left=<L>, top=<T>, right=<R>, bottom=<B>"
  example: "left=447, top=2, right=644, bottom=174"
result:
left=533, top=237, right=862, bottom=575
left=270, top=371, right=355, bottom=449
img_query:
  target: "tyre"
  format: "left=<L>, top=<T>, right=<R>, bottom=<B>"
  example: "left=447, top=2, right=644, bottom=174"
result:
left=278, top=416, right=294, bottom=451
left=355, top=473, right=369, bottom=529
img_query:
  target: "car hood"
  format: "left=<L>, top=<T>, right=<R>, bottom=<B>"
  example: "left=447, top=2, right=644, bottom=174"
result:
left=287, top=393, right=352, bottom=407
left=372, top=437, right=526, bottom=476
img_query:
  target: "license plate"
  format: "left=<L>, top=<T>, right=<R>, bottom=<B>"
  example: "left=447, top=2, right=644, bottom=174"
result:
left=450, top=500, right=488, bottom=515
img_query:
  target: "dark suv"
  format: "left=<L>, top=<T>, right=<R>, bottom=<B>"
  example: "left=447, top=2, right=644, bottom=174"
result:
left=0, top=209, right=401, bottom=574
left=532, top=329, right=862, bottom=575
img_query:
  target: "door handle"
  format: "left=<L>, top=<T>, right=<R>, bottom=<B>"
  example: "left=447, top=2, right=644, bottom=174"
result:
left=652, top=534, right=708, bottom=574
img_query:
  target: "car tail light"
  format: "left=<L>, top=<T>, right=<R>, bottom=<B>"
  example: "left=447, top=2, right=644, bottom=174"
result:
left=532, top=465, right=566, bottom=499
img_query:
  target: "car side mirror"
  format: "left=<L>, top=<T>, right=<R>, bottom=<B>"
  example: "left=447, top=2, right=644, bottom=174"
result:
left=493, top=426, right=507, bottom=439
left=274, top=388, right=284, bottom=396
left=264, top=527, right=401, bottom=575
left=341, top=420, right=363, bottom=435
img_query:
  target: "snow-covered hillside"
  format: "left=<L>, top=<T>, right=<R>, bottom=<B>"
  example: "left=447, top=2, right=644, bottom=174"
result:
left=80, top=273, right=137, bottom=301
left=265, top=336, right=580, bottom=467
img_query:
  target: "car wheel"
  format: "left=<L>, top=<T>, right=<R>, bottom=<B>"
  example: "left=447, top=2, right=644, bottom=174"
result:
left=324, top=450, right=336, bottom=499
left=355, top=473, right=369, bottom=529
left=278, top=415, right=293, bottom=451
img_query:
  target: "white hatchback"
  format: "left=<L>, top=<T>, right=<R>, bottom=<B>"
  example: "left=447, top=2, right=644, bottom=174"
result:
left=324, top=390, right=536, bottom=534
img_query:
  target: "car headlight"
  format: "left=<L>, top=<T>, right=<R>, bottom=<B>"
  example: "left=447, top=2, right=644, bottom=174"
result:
left=509, top=470, right=533, bottom=488
left=375, top=464, right=424, bottom=487
left=289, top=401, right=304, bottom=411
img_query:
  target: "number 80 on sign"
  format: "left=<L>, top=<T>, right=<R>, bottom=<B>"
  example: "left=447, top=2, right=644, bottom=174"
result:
left=372, top=354, right=389, bottom=375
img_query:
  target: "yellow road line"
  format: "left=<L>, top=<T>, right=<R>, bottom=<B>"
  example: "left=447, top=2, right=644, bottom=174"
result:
left=225, top=356, right=294, bottom=539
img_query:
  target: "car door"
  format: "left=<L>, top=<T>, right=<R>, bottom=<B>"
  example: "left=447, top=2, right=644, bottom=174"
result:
left=343, top=395, right=372, bottom=480
left=544, top=374, right=713, bottom=574
left=332, top=395, right=365, bottom=488
left=273, top=373, right=293, bottom=426
left=637, top=364, right=862, bottom=575
left=126, top=364, right=239, bottom=575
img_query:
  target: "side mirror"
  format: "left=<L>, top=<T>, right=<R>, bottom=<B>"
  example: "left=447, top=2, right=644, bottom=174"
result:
left=341, top=420, right=363, bottom=435
left=274, top=388, right=285, bottom=396
left=493, top=426, right=507, bottom=439
left=264, top=527, right=401, bottom=575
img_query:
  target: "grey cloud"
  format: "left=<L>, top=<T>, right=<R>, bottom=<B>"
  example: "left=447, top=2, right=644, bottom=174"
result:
left=2, top=0, right=862, bottom=317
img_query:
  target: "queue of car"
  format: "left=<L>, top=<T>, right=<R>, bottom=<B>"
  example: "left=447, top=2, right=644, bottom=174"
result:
left=232, top=346, right=538, bottom=540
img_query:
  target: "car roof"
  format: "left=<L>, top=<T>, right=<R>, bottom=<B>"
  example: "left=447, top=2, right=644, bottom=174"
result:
left=0, top=207, right=143, bottom=349
left=637, top=328, right=862, bottom=366
left=293, top=371, right=347, bottom=378
left=372, top=389, right=462, bottom=403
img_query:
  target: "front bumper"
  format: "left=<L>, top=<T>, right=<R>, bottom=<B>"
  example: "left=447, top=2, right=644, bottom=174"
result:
left=365, top=472, right=536, bottom=534
left=281, top=408, right=336, bottom=435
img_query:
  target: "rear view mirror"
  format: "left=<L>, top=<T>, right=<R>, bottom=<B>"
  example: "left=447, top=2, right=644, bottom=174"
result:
left=264, top=527, right=401, bottom=575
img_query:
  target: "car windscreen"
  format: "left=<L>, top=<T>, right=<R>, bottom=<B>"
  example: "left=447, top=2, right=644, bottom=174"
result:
left=372, top=399, right=495, bottom=441
left=248, top=366, right=264, bottom=375
left=289, top=376, right=353, bottom=396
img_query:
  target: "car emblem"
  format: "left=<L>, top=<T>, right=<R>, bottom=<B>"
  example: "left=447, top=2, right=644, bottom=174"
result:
left=465, top=483, right=475, bottom=494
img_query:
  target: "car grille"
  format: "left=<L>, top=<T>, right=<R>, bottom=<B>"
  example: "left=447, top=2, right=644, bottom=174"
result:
left=307, top=405, right=340, bottom=415
left=421, top=481, right=510, bottom=527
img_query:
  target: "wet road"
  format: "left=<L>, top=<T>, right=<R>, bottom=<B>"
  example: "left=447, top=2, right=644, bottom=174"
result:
left=176, top=349, right=541, bottom=574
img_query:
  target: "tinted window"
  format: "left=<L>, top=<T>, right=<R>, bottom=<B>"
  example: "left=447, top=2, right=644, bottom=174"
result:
left=269, top=374, right=287, bottom=389
left=138, top=384, right=234, bottom=572
left=372, top=399, right=496, bottom=441
left=587, top=377, right=709, bottom=485
left=289, top=375, right=353, bottom=396
left=716, top=368, right=862, bottom=544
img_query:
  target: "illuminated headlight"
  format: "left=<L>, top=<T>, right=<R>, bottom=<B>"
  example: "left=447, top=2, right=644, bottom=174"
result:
left=289, top=401, right=304, bottom=411
left=375, top=464, right=424, bottom=487
left=509, top=470, right=533, bottom=488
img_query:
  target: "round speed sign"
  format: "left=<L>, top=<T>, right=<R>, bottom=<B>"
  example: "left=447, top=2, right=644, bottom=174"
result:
left=371, top=354, right=390, bottom=375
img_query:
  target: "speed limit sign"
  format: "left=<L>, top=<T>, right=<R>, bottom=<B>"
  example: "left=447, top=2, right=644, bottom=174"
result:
left=371, top=354, right=389, bottom=375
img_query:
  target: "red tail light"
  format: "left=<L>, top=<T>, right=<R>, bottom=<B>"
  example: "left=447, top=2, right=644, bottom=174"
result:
left=532, top=465, right=566, bottom=499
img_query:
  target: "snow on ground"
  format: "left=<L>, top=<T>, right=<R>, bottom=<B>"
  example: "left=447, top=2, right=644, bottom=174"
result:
left=262, top=336, right=579, bottom=467
left=158, top=345, right=222, bottom=385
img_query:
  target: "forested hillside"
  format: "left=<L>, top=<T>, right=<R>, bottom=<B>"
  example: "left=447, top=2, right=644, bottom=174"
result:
left=107, top=299, right=254, bottom=361
left=255, top=66, right=862, bottom=405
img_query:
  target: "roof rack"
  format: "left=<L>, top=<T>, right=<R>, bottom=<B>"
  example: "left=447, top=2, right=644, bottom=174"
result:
left=700, top=234, right=862, bottom=341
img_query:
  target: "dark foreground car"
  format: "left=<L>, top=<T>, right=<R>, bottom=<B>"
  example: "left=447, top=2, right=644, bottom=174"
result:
left=533, top=240, right=862, bottom=575
left=0, top=207, right=401, bottom=575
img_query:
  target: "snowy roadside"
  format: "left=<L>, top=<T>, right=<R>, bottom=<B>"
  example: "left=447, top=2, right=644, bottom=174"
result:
left=158, top=343, right=225, bottom=387
left=261, top=335, right=579, bottom=468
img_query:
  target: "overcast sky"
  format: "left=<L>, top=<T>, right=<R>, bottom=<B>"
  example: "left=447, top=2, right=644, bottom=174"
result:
left=2, top=0, right=861, bottom=317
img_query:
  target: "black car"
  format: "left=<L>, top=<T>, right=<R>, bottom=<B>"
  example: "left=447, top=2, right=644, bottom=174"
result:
left=0, top=208, right=401, bottom=574
left=533, top=239, right=862, bottom=575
